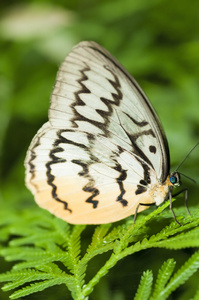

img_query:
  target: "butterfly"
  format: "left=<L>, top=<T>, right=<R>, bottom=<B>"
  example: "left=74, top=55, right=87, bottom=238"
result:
left=25, top=41, right=185, bottom=224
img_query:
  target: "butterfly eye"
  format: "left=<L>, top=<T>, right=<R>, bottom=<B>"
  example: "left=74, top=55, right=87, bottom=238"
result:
left=170, top=173, right=181, bottom=186
left=170, top=176, right=177, bottom=184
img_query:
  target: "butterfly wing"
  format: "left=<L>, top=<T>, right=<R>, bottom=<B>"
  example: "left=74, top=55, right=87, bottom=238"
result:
left=25, top=41, right=170, bottom=224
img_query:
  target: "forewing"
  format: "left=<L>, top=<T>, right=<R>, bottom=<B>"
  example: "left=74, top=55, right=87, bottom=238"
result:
left=49, top=41, right=170, bottom=182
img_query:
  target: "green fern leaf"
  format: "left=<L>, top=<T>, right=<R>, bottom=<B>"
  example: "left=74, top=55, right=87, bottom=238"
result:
left=0, top=199, right=199, bottom=300
left=151, top=259, right=176, bottom=299
left=9, top=277, right=73, bottom=299
left=134, top=270, right=153, bottom=300
left=67, top=225, right=86, bottom=263
left=155, top=227, right=199, bottom=250
left=158, top=251, right=199, bottom=299
left=86, top=224, right=112, bottom=254
left=0, top=269, right=55, bottom=291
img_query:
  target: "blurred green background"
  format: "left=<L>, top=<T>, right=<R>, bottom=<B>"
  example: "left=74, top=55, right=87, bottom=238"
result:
left=0, top=0, right=199, bottom=299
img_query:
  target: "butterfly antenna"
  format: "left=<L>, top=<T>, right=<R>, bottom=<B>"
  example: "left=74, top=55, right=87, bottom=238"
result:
left=178, top=172, right=196, bottom=184
left=175, top=141, right=199, bottom=172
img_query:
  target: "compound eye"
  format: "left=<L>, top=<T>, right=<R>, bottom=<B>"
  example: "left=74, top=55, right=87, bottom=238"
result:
left=170, top=173, right=181, bottom=186
left=170, top=175, right=177, bottom=184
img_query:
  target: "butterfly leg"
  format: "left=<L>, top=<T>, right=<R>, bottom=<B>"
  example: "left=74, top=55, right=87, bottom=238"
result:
left=172, top=188, right=190, bottom=216
left=169, top=188, right=182, bottom=226
left=133, top=202, right=156, bottom=224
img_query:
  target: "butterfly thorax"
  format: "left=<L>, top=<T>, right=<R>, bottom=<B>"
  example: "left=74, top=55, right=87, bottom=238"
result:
left=149, top=172, right=181, bottom=206
left=149, top=176, right=171, bottom=206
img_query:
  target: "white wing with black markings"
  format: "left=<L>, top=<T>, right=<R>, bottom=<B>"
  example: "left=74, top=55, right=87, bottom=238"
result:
left=25, top=41, right=171, bottom=224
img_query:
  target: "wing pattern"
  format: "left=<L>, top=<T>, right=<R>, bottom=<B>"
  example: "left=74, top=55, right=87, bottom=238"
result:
left=25, top=41, right=170, bottom=224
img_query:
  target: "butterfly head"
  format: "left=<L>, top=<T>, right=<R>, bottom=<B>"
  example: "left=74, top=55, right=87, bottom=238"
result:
left=169, top=172, right=181, bottom=187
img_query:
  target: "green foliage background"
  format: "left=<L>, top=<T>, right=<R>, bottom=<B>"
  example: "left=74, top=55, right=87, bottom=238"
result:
left=0, top=0, right=199, bottom=299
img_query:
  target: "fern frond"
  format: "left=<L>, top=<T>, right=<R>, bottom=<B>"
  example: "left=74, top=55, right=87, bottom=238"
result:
left=0, top=269, right=56, bottom=291
left=151, top=259, right=176, bottom=299
left=154, top=226, right=199, bottom=250
left=9, top=277, right=72, bottom=300
left=86, top=224, right=112, bottom=254
left=0, top=246, right=45, bottom=261
left=64, top=225, right=86, bottom=272
left=0, top=199, right=199, bottom=300
left=158, top=251, right=199, bottom=299
left=83, top=224, right=113, bottom=260
left=134, top=270, right=153, bottom=300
